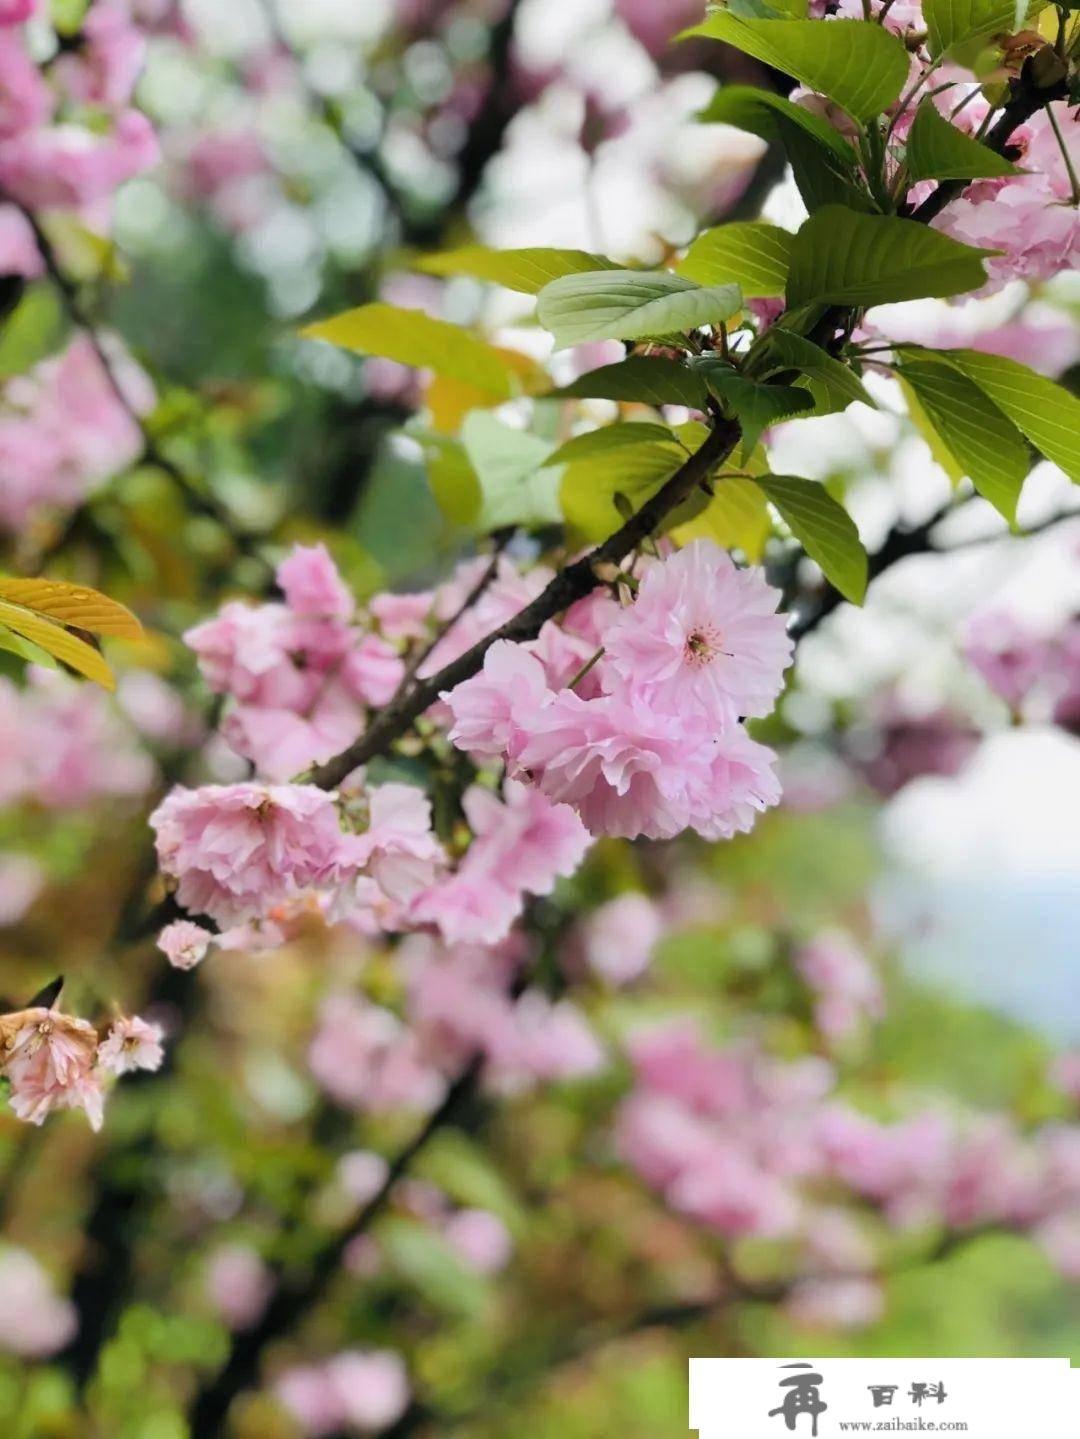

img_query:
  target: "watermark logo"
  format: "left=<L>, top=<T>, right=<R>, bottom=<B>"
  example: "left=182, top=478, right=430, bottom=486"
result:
left=691, top=1358, right=1078, bottom=1438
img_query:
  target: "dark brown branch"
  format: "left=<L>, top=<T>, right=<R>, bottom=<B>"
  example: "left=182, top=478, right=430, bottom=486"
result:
left=909, top=61, right=1068, bottom=224
left=188, top=1059, right=482, bottom=1435
left=7, top=200, right=267, bottom=563
left=309, top=418, right=741, bottom=789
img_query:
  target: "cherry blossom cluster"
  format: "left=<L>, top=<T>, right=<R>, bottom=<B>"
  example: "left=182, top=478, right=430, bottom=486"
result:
left=0, top=1, right=159, bottom=271
left=0, top=664, right=156, bottom=809
left=274, top=1349, right=411, bottom=1438
left=0, top=665, right=197, bottom=932
left=617, top=1017, right=1080, bottom=1324
left=799, top=0, right=1080, bottom=295
left=0, top=333, right=154, bottom=535
left=0, top=999, right=163, bottom=1129
left=307, top=932, right=603, bottom=1115
left=0, top=0, right=161, bottom=535
left=795, top=930, right=886, bottom=1043
left=445, top=539, right=791, bottom=842
left=153, top=539, right=790, bottom=972
left=152, top=769, right=590, bottom=967
left=964, top=609, right=1080, bottom=731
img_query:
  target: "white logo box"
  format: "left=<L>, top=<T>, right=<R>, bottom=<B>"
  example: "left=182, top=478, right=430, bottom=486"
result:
left=690, top=1357, right=1079, bottom=1438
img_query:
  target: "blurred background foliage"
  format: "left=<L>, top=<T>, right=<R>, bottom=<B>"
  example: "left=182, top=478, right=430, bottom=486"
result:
left=1, top=1, right=1079, bottom=1436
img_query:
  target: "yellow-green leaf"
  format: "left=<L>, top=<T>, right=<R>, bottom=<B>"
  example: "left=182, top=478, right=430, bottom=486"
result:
left=0, top=578, right=142, bottom=638
left=0, top=601, right=115, bottom=689
left=537, top=272, right=742, bottom=350
left=677, top=222, right=794, bottom=298
left=755, top=474, right=868, bottom=602
left=933, top=349, right=1080, bottom=485
left=786, top=207, right=995, bottom=309
left=905, top=99, right=1021, bottom=183
left=301, top=303, right=518, bottom=399
left=415, top=245, right=617, bottom=294
left=683, top=16, right=910, bottom=122
left=672, top=474, right=772, bottom=561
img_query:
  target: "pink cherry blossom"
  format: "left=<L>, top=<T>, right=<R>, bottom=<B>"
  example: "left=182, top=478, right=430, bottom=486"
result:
left=444, top=639, right=552, bottom=764
left=0, top=851, right=43, bottom=925
left=277, top=1350, right=411, bottom=1436
left=785, top=1276, right=884, bottom=1330
left=442, top=1208, right=513, bottom=1274
left=613, top=0, right=704, bottom=57
left=2, top=667, right=155, bottom=809
left=1034, top=1212, right=1080, bottom=1281
left=150, top=782, right=351, bottom=926
left=0, top=32, right=52, bottom=138
left=0, top=1247, right=76, bottom=1358
left=603, top=540, right=793, bottom=725
left=410, top=780, right=590, bottom=945
left=518, top=689, right=780, bottom=842
left=0, top=0, right=34, bottom=25
left=419, top=555, right=552, bottom=679
left=796, top=930, right=885, bottom=1041
left=963, top=612, right=1050, bottom=709
left=328, top=1350, right=411, bottom=1432
left=277, top=542, right=355, bottom=620
left=97, top=1015, right=165, bottom=1075
left=337, top=1150, right=390, bottom=1206
left=185, top=547, right=404, bottom=781
left=0, top=109, right=160, bottom=210
left=205, top=1244, right=273, bottom=1331
left=53, top=2, right=148, bottom=109
left=0, top=200, right=41, bottom=275
left=369, top=589, right=433, bottom=642
left=157, top=919, right=214, bottom=970
left=343, top=783, right=446, bottom=907
left=578, top=892, right=662, bottom=986
left=484, top=992, right=605, bottom=1094
left=0, top=1005, right=104, bottom=1129
left=933, top=104, right=1080, bottom=294
left=0, top=334, right=153, bottom=534
left=307, top=994, right=446, bottom=1114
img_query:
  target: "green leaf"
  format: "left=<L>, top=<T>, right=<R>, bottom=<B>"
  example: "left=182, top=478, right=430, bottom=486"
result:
left=546, top=422, right=684, bottom=469
left=415, top=245, right=617, bottom=294
left=677, top=222, right=794, bottom=298
left=683, top=17, right=910, bottom=122
left=536, top=271, right=742, bottom=350
left=923, top=0, right=1041, bottom=57
left=697, top=85, right=871, bottom=214
left=672, top=450, right=773, bottom=561
left=380, top=1218, right=489, bottom=1317
left=894, top=348, right=1030, bottom=522
left=905, top=99, right=1021, bottom=182
left=694, top=362, right=815, bottom=459
left=300, top=303, right=518, bottom=398
left=933, top=349, right=1080, bottom=485
left=0, top=282, right=66, bottom=379
left=417, top=432, right=482, bottom=526
left=786, top=206, right=994, bottom=308
left=552, top=355, right=708, bottom=408
left=461, top=413, right=562, bottom=530
left=755, top=475, right=868, bottom=602
left=896, top=376, right=965, bottom=487
left=560, top=443, right=689, bottom=542
left=756, top=330, right=876, bottom=414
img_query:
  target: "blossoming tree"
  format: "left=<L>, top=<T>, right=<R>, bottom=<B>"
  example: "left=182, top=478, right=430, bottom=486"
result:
left=1, top=0, right=1080, bottom=1435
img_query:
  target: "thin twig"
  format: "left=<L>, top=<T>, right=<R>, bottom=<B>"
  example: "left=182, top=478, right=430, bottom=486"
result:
left=188, top=1059, right=482, bottom=1434
left=8, top=200, right=266, bottom=563
left=308, top=419, right=741, bottom=790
